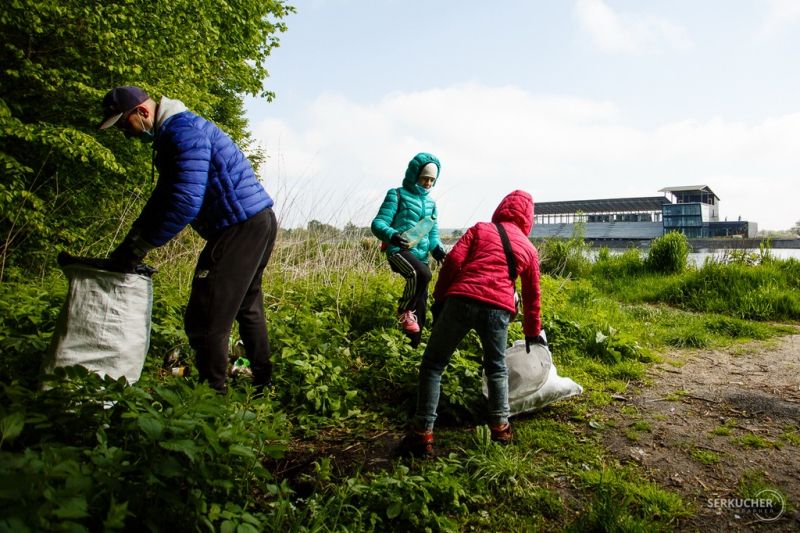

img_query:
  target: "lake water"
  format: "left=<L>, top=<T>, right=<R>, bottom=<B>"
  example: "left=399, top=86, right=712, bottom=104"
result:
left=586, top=247, right=800, bottom=266
left=688, top=248, right=800, bottom=266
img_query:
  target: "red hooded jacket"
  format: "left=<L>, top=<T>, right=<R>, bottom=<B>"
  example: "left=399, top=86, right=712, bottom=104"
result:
left=433, top=190, right=541, bottom=337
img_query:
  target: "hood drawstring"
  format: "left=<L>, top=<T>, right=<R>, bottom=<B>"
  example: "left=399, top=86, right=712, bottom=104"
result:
left=150, top=103, right=160, bottom=184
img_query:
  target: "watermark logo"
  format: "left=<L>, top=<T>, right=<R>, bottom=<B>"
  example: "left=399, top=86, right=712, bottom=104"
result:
left=707, top=489, right=785, bottom=522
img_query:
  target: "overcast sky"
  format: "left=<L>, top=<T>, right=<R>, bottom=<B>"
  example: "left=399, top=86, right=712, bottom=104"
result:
left=245, top=0, right=800, bottom=231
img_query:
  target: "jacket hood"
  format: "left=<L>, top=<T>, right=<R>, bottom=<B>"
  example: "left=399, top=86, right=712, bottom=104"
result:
left=155, top=96, right=188, bottom=130
left=403, top=152, right=440, bottom=191
left=491, top=190, right=534, bottom=235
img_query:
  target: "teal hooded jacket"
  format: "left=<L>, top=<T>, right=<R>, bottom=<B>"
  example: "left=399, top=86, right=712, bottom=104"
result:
left=371, top=152, right=444, bottom=262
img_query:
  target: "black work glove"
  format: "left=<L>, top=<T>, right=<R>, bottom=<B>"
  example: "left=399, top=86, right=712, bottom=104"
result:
left=525, top=335, right=548, bottom=353
left=108, top=239, right=146, bottom=273
left=431, top=245, right=447, bottom=264
left=390, top=233, right=410, bottom=249
left=431, top=299, right=445, bottom=325
left=57, top=251, right=157, bottom=277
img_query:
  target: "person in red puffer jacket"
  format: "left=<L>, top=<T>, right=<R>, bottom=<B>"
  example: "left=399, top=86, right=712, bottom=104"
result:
left=399, top=190, right=545, bottom=457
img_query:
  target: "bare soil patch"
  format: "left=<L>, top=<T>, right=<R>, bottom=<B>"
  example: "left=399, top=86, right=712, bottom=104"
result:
left=264, top=428, right=399, bottom=497
left=600, top=333, right=800, bottom=531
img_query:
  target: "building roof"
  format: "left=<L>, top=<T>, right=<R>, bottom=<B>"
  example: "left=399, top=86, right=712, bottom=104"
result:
left=659, top=185, right=719, bottom=199
left=535, top=196, right=670, bottom=215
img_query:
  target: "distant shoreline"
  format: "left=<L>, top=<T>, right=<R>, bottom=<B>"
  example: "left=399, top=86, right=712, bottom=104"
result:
left=439, top=235, right=800, bottom=250
left=563, top=238, right=798, bottom=250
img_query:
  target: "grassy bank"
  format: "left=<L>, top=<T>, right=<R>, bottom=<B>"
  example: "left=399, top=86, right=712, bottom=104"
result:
left=0, top=233, right=797, bottom=531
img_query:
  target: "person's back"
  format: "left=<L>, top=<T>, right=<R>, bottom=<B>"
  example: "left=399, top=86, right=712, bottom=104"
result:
left=434, top=189, right=541, bottom=337
left=400, top=189, right=545, bottom=457
left=136, top=103, right=272, bottom=245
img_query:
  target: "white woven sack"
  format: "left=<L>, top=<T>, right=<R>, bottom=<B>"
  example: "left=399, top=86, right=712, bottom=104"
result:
left=45, top=264, right=153, bottom=384
left=509, top=365, right=583, bottom=415
left=483, top=338, right=583, bottom=415
left=482, top=340, right=551, bottom=400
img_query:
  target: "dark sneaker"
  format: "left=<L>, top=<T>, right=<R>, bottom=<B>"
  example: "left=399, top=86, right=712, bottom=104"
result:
left=398, top=429, right=434, bottom=458
left=490, top=423, right=513, bottom=445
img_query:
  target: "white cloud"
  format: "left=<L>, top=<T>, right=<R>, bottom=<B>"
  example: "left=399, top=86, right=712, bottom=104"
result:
left=758, top=0, right=800, bottom=37
left=252, top=85, right=800, bottom=231
left=574, top=0, right=692, bottom=54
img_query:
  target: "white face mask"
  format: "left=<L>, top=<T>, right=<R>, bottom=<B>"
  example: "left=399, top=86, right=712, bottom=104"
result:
left=137, top=114, right=155, bottom=143
left=417, top=176, right=435, bottom=189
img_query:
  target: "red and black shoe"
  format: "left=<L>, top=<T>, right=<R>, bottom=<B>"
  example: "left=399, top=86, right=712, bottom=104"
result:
left=490, top=423, right=513, bottom=446
left=398, top=429, right=434, bottom=458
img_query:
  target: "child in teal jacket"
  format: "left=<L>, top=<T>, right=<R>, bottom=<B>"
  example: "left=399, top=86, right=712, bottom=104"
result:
left=371, top=152, right=447, bottom=347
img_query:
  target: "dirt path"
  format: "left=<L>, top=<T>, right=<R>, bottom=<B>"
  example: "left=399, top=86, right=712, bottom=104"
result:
left=600, top=333, right=800, bottom=531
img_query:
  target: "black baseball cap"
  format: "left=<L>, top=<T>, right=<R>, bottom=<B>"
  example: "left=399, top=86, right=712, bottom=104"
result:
left=98, top=86, right=150, bottom=129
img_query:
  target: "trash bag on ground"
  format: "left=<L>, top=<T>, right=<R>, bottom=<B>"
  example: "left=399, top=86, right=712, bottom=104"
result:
left=43, top=252, right=155, bottom=385
left=483, top=334, right=583, bottom=416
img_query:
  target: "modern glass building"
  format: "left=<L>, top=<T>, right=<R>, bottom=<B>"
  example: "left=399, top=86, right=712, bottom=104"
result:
left=660, top=186, right=718, bottom=238
left=531, top=185, right=757, bottom=240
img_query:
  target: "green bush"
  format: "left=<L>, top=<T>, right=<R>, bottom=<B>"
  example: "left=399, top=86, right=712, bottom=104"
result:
left=350, top=327, right=484, bottom=425
left=269, top=306, right=359, bottom=424
left=0, top=276, right=66, bottom=387
left=538, top=221, right=592, bottom=278
left=350, top=329, right=420, bottom=414
left=264, top=272, right=488, bottom=428
left=646, top=232, right=690, bottom=274
left=0, top=368, right=289, bottom=532
left=777, top=258, right=800, bottom=287
left=322, top=462, right=470, bottom=531
left=592, top=247, right=646, bottom=279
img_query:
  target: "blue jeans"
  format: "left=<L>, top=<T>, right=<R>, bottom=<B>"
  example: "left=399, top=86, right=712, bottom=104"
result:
left=412, top=296, right=512, bottom=431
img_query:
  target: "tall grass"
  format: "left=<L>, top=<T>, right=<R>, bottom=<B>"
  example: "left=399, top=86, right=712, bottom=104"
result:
left=269, top=233, right=386, bottom=283
left=661, top=259, right=800, bottom=320
left=586, top=235, right=800, bottom=322
left=537, top=220, right=593, bottom=278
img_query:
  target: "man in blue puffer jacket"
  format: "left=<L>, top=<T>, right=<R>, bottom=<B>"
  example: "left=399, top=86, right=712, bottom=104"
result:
left=371, top=152, right=447, bottom=347
left=99, top=86, right=277, bottom=394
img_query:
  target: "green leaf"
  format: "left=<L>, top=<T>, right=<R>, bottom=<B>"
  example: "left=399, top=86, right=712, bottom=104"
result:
left=53, top=496, right=89, bottom=519
left=160, top=439, right=199, bottom=462
left=228, top=444, right=256, bottom=459
left=0, top=412, right=25, bottom=444
left=386, top=502, right=402, bottom=519
left=103, top=497, right=129, bottom=530
left=137, top=414, right=164, bottom=440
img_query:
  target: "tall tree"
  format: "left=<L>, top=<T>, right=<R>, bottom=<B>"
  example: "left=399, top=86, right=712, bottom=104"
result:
left=0, top=0, right=293, bottom=279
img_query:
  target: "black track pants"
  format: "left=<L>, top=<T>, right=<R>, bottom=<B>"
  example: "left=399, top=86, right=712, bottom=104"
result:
left=388, top=250, right=432, bottom=347
left=184, top=208, right=277, bottom=392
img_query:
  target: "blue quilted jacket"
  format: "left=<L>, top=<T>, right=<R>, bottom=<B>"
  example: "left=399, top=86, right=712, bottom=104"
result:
left=371, top=152, right=443, bottom=262
left=131, top=105, right=273, bottom=246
